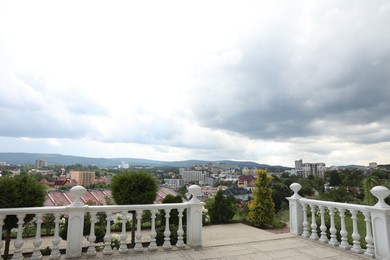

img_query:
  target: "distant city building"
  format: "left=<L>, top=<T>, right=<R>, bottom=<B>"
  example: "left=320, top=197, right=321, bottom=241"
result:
left=302, top=163, right=326, bottom=178
left=369, top=162, right=377, bottom=168
left=35, top=160, right=48, bottom=168
left=179, top=168, right=215, bottom=186
left=295, top=159, right=303, bottom=175
left=242, top=167, right=258, bottom=176
left=70, top=171, right=96, bottom=187
left=295, top=159, right=303, bottom=169
left=164, top=178, right=185, bottom=189
left=118, top=162, right=129, bottom=169
left=238, top=175, right=256, bottom=191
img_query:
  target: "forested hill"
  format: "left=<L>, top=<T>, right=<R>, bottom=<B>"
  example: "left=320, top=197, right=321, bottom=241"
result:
left=0, top=152, right=288, bottom=168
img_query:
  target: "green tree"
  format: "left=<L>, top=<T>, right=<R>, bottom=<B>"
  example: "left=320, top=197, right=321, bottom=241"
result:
left=326, top=170, right=342, bottom=186
left=159, top=194, right=185, bottom=226
left=247, top=169, right=275, bottom=228
left=111, top=171, right=158, bottom=204
left=176, top=185, right=188, bottom=200
left=271, top=182, right=291, bottom=213
left=0, top=175, right=47, bottom=258
left=362, top=175, right=380, bottom=205
left=206, top=189, right=235, bottom=224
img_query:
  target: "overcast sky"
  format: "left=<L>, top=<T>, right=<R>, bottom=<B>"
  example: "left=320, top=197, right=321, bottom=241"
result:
left=1, top=0, right=390, bottom=167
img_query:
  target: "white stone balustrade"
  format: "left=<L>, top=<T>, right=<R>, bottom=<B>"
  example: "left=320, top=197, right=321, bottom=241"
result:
left=288, top=183, right=390, bottom=259
left=0, top=185, right=204, bottom=259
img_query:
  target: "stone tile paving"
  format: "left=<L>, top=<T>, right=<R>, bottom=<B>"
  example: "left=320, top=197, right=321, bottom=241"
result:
left=69, top=237, right=372, bottom=260
left=22, top=223, right=373, bottom=259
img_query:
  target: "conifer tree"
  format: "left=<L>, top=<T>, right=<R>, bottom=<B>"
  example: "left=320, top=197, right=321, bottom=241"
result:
left=247, top=169, right=275, bottom=228
left=207, top=189, right=235, bottom=224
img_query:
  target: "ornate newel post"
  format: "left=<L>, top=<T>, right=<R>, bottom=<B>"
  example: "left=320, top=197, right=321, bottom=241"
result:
left=287, top=183, right=303, bottom=236
left=370, top=186, right=390, bottom=259
left=66, top=185, right=87, bottom=258
left=186, top=185, right=204, bottom=247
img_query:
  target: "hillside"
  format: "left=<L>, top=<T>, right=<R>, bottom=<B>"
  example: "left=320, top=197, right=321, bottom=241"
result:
left=0, top=152, right=287, bottom=168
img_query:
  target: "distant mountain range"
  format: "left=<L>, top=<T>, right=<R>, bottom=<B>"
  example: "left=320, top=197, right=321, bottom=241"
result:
left=0, top=152, right=289, bottom=168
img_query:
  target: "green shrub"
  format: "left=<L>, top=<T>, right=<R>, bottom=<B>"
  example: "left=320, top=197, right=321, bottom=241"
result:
left=155, top=224, right=186, bottom=246
left=206, top=189, right=236, bottom=224
left=158, top=194, right=186, bottom=226
left=111, top=171, right=157, bottom=205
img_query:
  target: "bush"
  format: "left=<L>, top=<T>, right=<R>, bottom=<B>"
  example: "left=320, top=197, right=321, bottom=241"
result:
left=111, top=171, right=157, bottom=205
left=0, top=175, right=47, bottom=258
left=206, top=189, right=236, bottom=224
left=59, top=212, right=106, bottom=243
left=158, top=194, right=186, bottom=226
left=156, top=224, right=186, bottom=246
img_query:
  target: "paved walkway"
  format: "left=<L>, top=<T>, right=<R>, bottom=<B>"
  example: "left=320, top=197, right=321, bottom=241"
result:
left=78, top=223, right=371, bottom=260
left=6, top=223, right=373, bottom=259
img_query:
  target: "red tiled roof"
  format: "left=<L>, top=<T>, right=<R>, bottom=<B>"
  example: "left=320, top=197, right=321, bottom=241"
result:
left=45, top=188, right=174, bottom=206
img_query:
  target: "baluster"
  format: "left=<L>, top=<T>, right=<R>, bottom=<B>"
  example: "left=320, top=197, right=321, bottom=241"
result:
left=163, top=209, right=172, bottom=250
left=163, top=208, right=172, bottom=250
left=328, top=207, right=339, bottom=246
left=301, top=203, right=310, bottom=238
left=87, top=211, right=97, bottom=256
left=176, top=208, right=185, bottom=249
left=12, top=214, right=25, bottom=260
left=350, top=210, right=363, bottom=253
left=49, top=212, right=61, bottom=259
left=148, top=209, right=158, bottom=251
left=31, top=213, right=43, bottom=260
left=319, top=206, right=329, bottom=243
left=134, top=210, right=143, bottom=252
left=309, top=204, right=319, bottom=240
left=338, top=208, right=350, bottom=250
left=363, top=211, right=374, bottom=257
left=0, top=215, right=5, bottom=258
left=119, top=210, right=128, bottom=254
left=103, top=211, right=113, bottom=255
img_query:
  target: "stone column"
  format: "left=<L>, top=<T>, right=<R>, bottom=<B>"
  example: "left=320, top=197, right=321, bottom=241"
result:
left=370, top=186, right=390, bottom=259
left=287, top=183, right=303, bottom=235
left=65, top=186, right=87, bottom=258
left=186, top=185, right=204, bottom=247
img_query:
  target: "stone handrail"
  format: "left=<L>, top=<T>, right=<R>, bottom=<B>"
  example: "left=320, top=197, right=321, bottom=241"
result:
left=287, top=183, right=390, bottom=259
left=0, top=185, right=204, bottom=259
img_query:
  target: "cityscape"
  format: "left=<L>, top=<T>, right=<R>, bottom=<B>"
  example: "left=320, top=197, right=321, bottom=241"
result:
left=1, top=1, right=390, bottom=258
left=1, top=153, right=389, bottom=207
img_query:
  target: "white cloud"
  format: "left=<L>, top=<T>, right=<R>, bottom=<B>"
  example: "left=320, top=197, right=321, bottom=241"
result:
left=0, top=0, right=390, bottom=166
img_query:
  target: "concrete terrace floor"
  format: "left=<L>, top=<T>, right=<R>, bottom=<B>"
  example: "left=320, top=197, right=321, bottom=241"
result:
left=75, top=223, right=372, bottom=260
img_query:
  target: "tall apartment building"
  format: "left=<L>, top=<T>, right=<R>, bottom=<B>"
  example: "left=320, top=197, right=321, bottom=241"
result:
left=369, top=162, right=378, bottom=168
left=302, top=163, right=326, bottom=178
left=164, top=178, right=185, bottom=189
left=179, top=168, right=215, bottom=186
left=70, top=171, right=95, bottom=187
left=35, top=160, right=48, bottom=168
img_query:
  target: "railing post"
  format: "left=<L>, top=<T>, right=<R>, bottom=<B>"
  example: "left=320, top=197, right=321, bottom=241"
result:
left=65, top=186, right=87, bottom=258
left=287, top=183, right=303, bottom=235
left=370, top=186, right=390, bottom=259
left=186, top=185, right=204, bottom=247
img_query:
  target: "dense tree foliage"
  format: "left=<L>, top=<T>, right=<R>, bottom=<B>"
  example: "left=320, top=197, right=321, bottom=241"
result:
left=271, top=182, right=291, bottom=212
left=0, top=175, right=47, bottom=258
left=362, top=175, right=380, bottom=205
left=111, top=171, right=158, bottom=204
left=247, top=169, right=275, bottom=228
left=206, top=189, right=236, bottom=224
left=159, top=194, right=185, bottom=226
